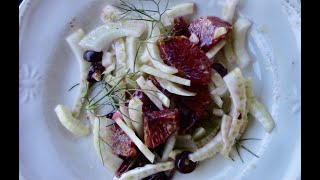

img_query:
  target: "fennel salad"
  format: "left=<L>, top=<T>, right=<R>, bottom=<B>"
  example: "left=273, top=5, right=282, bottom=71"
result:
left=54, top=0, right=275, bottom=179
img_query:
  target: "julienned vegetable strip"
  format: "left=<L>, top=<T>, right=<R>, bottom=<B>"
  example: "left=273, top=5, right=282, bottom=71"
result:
left=221, top=68, right=246, bottom=157
left=101, top=5, right=122, bottom=22
left=93, top=117, right=123, bottom=173
left=79, top=20, right=146, bottom=52
left=248, top=98, right=275, bottom=133
left=169, top=149, right=183, bottom=160
left=233, top=18, right=252, bottom=68
left=66, top=29, right=91, bottom=118
left=113, top=38, right=127, bottom=103
left=222, top=0, right=240, bottom=23
left=244, top=77, right=275, bottom=133
left=155, top=77, right=196, bottom=96
left=161, top=133, right=177, bottom=161
left=221, top=114, right=232, bottom=144
left=128, top=97, right=144, bottom=139
left=126, top=36, right=139, bottom=73
left=175, top=135, right=198, bottom=152
left=102, top=51, right=114, bottom=68
left=165, top=3, right=194, bottom=19
left=206, top=40, right=227, bottom=59
left=115, top=118, right=155, bottom=163
left=114, top=38, right=127, bottom=78
left=119, top=105, right=134, bottom=130
left=223, top=36, right=238, bottom=69
left=140, top=65, right=191, bottom=86
left=192, top=127, right=206, bottom=141
left=136, top=76, right=164, bottom=110
left=141, top=23, right=178, bottom=74
left=239, top=78, right=253, bottom=135
left=117, top=162, right=174, bottom=180
left=55, top=105, right=90, bottom=136
left=195, top=124, right=220, bottom=148
left=146, top=80, right=170, bottom=108
left=189, top=133, right=223, bottom=162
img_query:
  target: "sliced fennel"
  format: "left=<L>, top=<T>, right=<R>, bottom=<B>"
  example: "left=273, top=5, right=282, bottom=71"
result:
left=140, top=65, right=191, bottom=86
left=54, top=105, right=89, bottom=136
left=211, top=93, right=223, bottom=108
left=245, top=77, right=253, bottom=98
left=189, top=133, right=223, bottom=162
left=128, top=97, right=144, bottom=139
left=136, top=76, right=164, bottom=110
left=192, top=127, right=206, bottom=141
left=102, top=51, right=114, bottom=68
left=113, top=38, right=127, bottom=100
left=175, top=135, right=198, bottom=152
left=211, top=86, right=228, bottom=97
left=114, top=38, right=127, bottom=77
left=212, top=71, right=227, bottom=88
left=93, top=117, right=123, bottom=173
left=169, top=149, right=183, bottom=160
left=146, top=80, right=170, bottom=108
left=233, top=18, right=252, bottom=69
left=195, top=124, right=220, bottom=148
left=223, top=36, right=237, bottom=70
left=79, top=20, right=146, bottom=52
left=242, top=77, right=275, bottom=133
left=119, top=105, right=134, bottom=130
left=222, top=0, right=240, bottom=23
left=221, top=68, right=246, bottom=156
left=166, top=3, right=194, bottom=19
left=142, top=24, right=178, bottom=74
left=66, top=29, right=90, bottom=118
left=161, top=133, right=177, bottom=161
left=103, top=63, right=116, bottom=75
left=206, top=40, right=227, bottom=59
left=213, top=108, right=224, bottom=116
left=214, top=27, right=228, bottom=39
left=117, top=162, right=174, bottom=180
left=239, top=78, right=253, bottom=135
left=100, top=5, right=122, bottom=22
left=115, top=118, right=155, bottom=163
left=160, top=12, right=174, bottom=27
left=155, top=77, right=196, bottom=96
left=239, top=111, right=249, bottom=137
left=221, top=114, right=232, bottom=144
left=209, top=82, right=223, bottom=107
left=105, top=74, right=118, bottom=87
left=126, top=36, right=140, bottom=73
left=140, top=49, right=150, bottom=63
left=248, top=98, right=275, bottom=133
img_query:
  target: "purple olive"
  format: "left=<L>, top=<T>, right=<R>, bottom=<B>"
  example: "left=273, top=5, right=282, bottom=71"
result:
left=106, top=112, right=115, bottom=119
left=142, top=172, right=169, bottom=180
left=83, top=50, right=103, bottom=62
left=212, top=62, right=228, bottom=77
left=87, top=63, right=105, bottom=83
left=175, top=151, right=197, bottom=174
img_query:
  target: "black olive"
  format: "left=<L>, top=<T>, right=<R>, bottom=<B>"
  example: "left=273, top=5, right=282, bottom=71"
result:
left=106, top=112, right=115, bottom=119
left=83, top=50, right=103, bottom=62
left=175, top=151, right=197, bottom=174
left=212, top=62, right=228, bottom=77
left=87, top=63, right=105, bottom=83
left=142, top=172, right=169, bottom=180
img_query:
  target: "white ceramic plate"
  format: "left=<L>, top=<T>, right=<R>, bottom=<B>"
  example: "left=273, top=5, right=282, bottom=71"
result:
left=19, top=0, right=301, bottom=179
